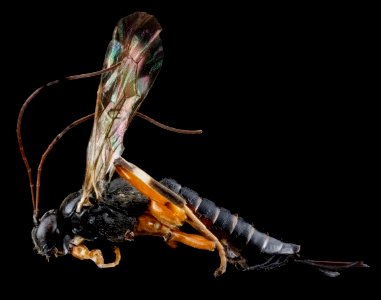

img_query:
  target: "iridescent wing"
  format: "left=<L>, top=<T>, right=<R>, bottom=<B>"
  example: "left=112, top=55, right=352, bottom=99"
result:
left=79, top=12, right=163, bottom=208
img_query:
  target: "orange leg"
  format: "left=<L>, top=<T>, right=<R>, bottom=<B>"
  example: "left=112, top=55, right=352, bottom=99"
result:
left=137, top=214, right=215, bottom=251
left=149, top=200, right=186, bottom=229
left=71, top=243, right=121, bottom=268
left=114, top=157, right=227, bottom=276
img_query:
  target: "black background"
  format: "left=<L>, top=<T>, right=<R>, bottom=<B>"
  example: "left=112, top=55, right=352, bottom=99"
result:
left=7, top=1, right=375, bottom=297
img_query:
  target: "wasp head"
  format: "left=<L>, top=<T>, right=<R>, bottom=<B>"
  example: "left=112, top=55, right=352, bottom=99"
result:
left=31, top=209, right=61, bottom=259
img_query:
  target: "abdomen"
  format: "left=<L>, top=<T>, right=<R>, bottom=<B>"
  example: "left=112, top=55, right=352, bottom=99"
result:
left=161, top=178, right=300, bottom=255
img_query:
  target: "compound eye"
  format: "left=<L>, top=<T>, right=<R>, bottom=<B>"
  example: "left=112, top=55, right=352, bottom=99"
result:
left=37, top=211, right=58, bottom=238
left=33, top=210, right=59, bottom=255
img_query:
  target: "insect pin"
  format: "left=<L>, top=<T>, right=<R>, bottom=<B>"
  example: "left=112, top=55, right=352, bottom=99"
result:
left=18, top=12, right=368, bottom=277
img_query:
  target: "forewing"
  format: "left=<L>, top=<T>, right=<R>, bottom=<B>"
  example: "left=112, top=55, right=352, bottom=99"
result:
left=82, top=12, right=163, bottom=203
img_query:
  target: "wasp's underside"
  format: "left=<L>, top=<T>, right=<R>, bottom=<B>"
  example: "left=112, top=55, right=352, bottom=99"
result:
left=20, top=12, right=367, bottom=277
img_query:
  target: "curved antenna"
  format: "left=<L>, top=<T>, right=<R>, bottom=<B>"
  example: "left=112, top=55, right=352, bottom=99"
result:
left=17, top=63, right=121, bottom=223
left=35, top=113, right=94, bottom=219
left=18, top=62, right=201, bottom=222
left=136, top=112, right=202, bottom=134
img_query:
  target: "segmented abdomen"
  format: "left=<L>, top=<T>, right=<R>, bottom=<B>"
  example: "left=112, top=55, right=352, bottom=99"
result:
left=161, top=178, right=300, bottom=255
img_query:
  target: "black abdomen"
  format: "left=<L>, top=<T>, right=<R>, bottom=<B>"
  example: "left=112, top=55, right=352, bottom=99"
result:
left=161, top=178, right=300, bottom=255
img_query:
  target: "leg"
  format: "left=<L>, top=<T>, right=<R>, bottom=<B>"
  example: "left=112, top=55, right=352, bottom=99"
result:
left=71, top=243, right=121, bottom=268
left=137, top=214, right=215, bottom=251
left=183, top=205, right=227, bottom=276
left=114, top=157, right=227, bottom=276
left=168, top=230, right=215, bottom=250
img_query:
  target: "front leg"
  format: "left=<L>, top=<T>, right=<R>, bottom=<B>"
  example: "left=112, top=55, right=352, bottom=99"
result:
left=71, top=242, right=121, bottom=268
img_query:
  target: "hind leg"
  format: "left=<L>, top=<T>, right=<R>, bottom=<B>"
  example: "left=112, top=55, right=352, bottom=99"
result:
left=114, top=157, right=227, bottom=276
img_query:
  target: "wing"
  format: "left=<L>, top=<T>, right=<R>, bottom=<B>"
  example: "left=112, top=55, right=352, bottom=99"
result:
left=80, top=12, right=163, bottom=207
